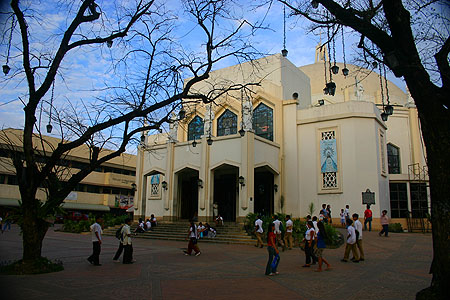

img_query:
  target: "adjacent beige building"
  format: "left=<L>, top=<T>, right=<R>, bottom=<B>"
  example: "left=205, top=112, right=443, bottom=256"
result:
left=135, top=51, right=429, bottom=229
left=0, top=128, right=137, bottom=212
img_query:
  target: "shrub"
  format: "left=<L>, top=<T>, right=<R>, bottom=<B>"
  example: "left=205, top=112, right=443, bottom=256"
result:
left=388, top=223, right=403, bottom=233
left=0, top=257, right=63, bottom=275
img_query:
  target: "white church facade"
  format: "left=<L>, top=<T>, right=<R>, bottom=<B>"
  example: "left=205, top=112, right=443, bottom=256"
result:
left=134, top=51, right=428, bottom=229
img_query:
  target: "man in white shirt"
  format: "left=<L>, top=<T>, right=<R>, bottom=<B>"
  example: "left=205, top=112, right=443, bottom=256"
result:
left=87, top=216, right=102, bottom=266
left=341, top=219, right=359, bottom=263
left=122, top=218, right=134, bottom=264
left=284, top=215, right=293, bottom=250
left=352, top=213, right=364, bottom=261
left=273, top=215, right=285, bottom=249
left=254, top=215, right=264, bottom=248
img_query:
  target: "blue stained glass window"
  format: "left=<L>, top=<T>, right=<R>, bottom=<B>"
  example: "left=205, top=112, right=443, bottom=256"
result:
left=188, top=116, right=204, bottom=141
left=217, top=109, right=237, bottom=136
left=253, top=103, right=273, bottom=141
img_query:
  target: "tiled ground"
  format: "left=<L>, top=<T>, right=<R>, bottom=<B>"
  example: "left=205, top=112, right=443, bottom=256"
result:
left=0, top=225, right=432, bottom=300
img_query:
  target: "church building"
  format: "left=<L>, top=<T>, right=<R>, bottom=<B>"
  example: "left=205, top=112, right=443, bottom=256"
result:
left=134, top=48, right=428, bottom=229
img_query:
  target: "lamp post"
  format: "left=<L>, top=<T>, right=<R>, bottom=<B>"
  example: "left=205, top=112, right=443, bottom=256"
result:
left=238, top=176, right=245, bottom=188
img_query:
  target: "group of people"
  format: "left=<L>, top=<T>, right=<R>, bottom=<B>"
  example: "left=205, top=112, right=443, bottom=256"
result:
left=87, top=216, right=135, bottom=266
left=197, top=222, right=217, bottom=239
left=134, top=215, right=157, bottom=233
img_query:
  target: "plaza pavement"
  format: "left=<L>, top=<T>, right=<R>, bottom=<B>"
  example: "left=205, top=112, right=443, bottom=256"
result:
left=0, top=224, right=432, bottom=300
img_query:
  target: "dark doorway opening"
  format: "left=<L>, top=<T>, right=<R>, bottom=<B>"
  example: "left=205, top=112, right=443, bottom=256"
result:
left=254, top=167, right=274, bottom=216
left=178, top=168, right=199, bottom=220
left=213, top=165, right=238, bottom=222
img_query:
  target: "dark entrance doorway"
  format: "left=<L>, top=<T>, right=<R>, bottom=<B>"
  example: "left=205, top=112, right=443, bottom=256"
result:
left=213, top=165, right=238, bottom=222
left=177, top=168, right=199, bottom=220
left=254, top=167, right=274, bottom=216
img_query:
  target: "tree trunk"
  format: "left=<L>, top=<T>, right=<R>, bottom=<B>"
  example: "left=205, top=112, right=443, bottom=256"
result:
left=21, top=198, right=50, bottom=263
left=414, top=91, right=450, bottom=299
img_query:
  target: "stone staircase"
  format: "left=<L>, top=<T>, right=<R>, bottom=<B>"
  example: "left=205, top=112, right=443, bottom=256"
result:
left=103, top=221, right=256, bottom=245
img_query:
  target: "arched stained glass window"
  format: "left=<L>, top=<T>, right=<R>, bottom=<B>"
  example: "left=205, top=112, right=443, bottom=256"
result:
left=387, top=143, right=400, bottom=174
left=188, top=116, right=204, bottom=141
left=217, top=109, right=237, bottom=136
left=253, top=103, right=273, bottom=141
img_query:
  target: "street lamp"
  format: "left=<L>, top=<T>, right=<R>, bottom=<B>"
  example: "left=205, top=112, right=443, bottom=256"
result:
left=207, top=136, right=213, bottom=146
left=384, top=104, right=394, bottom=116
left=238, top=176, right=245, bottom=188
left=197, top=179, right=203, bottom=188
left=161, top=181, right=168, bottom=190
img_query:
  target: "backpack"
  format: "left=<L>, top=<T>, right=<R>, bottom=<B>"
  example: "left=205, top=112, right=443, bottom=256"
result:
left=115, top=226, right=124, bottom=241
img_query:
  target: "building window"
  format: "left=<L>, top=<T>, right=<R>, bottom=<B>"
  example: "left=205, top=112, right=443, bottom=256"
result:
left=410, top=183, right=428, bottom=218
left=321, top=130, right=337, bottom=189
left=217, top=109, right=237, bottom=136
left=389, top=182, right=408, bottom=218
left=188, top=116, right=204, bottom=141
left=253, top=103, right=273, bottom=141
left=387, top=143, right=400, bottom=174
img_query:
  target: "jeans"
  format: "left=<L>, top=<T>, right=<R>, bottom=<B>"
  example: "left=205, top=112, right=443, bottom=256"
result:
left=380, top=224, right=389, bottom=236
left=3, top=221, right=11, bottom=231
left=88, top=241, right=101, bottom=265
left=113, top=242, right=124, bottom=260
left=266, top=246, right=279, bottom=275
left=304, top=241, right=317, bottom=265
left=364, top=217, right=372, bottom=231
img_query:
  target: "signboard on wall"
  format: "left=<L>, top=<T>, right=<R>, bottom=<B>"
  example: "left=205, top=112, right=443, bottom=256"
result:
left=115, top=195, right=134, bottom=209
left=362, top=189, right=375, bottom=205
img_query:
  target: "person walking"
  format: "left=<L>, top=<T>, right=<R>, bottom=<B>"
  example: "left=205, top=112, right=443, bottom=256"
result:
left=315, top=221, right=331, bottom=271
left=364, top=205, right=373, bottom=231
left=284, top=215, right=293, bottom=250
left=326, top=204, right=332, bottom=224
left=184, top=220, right=201, bottom=256
left=352, top=213, right=364, bottom=261
left=113, top=223, right=125, bottom=262
left=302, top=221, right=316, bottom=267
left=273, top=215, right=285, bottom=250
left=344, top=205, right=350, bottom=221
left=320, top=204, right=328, bottom=224
left=254, top=215, right=264, bottom=248
left=265, top=223, right=280, bottom=276
left=341, top=219, right=359, bottom=263
left=122, top=218, right=135, bottom=264
left=87, top=216, right=103, bottom=266
left=379, top=210, right=390, bottom=237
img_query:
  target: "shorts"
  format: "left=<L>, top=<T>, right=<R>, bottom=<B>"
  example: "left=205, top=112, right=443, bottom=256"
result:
left=314, top=247, right=324, bottom=257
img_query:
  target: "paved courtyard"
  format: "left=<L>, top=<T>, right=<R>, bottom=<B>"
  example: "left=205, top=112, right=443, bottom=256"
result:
left=0, top=224, right=432, bottom=300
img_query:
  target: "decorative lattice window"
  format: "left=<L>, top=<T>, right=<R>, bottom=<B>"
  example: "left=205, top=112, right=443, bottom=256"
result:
left=151, top=184, right=159, bottom=196
left=253, top=103, right=273, bottom=141
left=217, top=109, right=237, bottom=136
left=321, top=130, right=337, bottom=189
left=188, top=116, right=204, bottom=141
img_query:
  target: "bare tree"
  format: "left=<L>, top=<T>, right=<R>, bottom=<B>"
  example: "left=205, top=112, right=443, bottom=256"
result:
left=0, top=0, right=262, bottom=270
left=276, top=0, right=449, bottom=298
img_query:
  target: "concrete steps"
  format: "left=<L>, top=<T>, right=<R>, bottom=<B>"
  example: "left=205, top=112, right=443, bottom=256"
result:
left=103, top=222, right=256, bottom=245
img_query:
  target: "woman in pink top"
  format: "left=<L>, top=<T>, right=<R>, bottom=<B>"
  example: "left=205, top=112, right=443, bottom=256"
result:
left=379, top=210, right=389, bottom=237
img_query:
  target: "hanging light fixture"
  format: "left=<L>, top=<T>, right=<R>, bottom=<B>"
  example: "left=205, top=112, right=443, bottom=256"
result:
left=341, top=26, right=349, bottom=77
left=381, top=112, right=388, bottom=121
left=207, top=136, right=213, bottom=145
left=3, top=15, right=15, bottom=76
left=106, top=40, right=113, bottom=48
left=192, top=140, right=197, bottom=147
left=47, top=79, right=55, bottom=133
left=384, top=104, right=394, bottom=116
left=140, top=133, right=146, bottom=143
left=372, top=61, right=378, bottom=68
left=311, top=0, right=319, bottom=9
left=239, top=128, right=245, bottom=137
left=331, top=65, right=339, bottom=74
left=281, top=5, right=288, bottom=57
left=178, top=107, right=186, bottom=120
left=331, top=26, right=339, bottom=75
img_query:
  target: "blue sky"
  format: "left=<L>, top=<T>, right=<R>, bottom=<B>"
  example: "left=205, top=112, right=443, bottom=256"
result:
left=0, top=0, right=407, bottom=133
